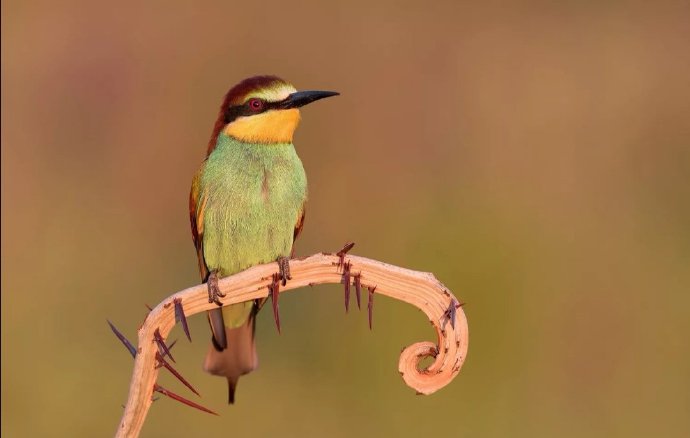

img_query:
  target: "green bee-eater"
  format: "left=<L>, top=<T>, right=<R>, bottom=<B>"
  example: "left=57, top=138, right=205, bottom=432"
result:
left=189, top=76, right=338, bottom=403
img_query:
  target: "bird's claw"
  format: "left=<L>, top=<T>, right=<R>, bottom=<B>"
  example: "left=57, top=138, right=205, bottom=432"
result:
left=276, top=256, right=291, bottom=286
left=207, top=271, right=225, bottom=306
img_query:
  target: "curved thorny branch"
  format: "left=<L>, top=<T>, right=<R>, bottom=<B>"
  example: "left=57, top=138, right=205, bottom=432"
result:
left=114, top=252, right=469, bottom=438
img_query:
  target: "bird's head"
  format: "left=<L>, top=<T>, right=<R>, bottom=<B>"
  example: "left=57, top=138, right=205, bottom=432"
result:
left=207, top=75, right=338, bottom=153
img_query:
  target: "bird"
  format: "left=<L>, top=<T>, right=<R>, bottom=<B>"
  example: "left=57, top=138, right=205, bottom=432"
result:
left=189, top=75, right=338, bottom=403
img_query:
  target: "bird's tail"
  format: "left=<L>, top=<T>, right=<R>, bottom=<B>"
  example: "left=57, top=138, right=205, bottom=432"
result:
left=203, top=308, right=258, bottom=404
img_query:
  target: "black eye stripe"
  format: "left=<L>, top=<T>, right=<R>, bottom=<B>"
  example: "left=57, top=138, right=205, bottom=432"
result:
left=224, top=99, right=285, bottom=123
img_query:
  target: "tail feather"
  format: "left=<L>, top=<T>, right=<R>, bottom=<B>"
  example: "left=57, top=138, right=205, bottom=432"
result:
left=203, top=314, right=258, bottom=404
left=208, top=308, right=227, bottom=349
left=227, top=379, right=237, bottom=404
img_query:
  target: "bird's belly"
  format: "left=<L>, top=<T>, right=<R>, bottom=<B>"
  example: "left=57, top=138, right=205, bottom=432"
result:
left=201, top=178, right=303, bottom=277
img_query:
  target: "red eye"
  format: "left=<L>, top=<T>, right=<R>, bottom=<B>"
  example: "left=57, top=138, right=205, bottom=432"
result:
left=248, top=98, right=264, bottom=111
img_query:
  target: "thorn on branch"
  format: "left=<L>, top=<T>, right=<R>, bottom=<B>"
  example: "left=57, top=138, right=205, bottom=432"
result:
left=449, top=300, right=457, bottom=329
left=270, top=273, right=281, bottom=333
left=107, top=320, right=137, bottom=358
left=336, top=241, right=355, bottom=270
left=174, top=298, right=192, bottom=342
left=354, top=273, right=362, bottom=310
left=154, top=329, right=175, bottom=363
left=341, top=261, right=352, bottom=313
left=153, top=384, right=218, bottom=416
left=163, top=339, right=178, bottom=359
left=368, top=286, right=376, bottom=330
left=443, top=299, right=463, bottom=329
left=155, top=352, right=200, bottom=396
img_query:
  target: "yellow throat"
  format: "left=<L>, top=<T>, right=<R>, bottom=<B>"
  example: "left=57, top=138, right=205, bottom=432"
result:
left=224, top=109, right=301, bottom=144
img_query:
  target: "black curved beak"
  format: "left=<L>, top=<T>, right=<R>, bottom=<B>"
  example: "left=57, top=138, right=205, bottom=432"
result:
left=279, top=90, right=340, bottom=109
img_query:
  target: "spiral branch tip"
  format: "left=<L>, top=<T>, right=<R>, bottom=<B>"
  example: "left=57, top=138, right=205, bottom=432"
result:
left=115, top=252, right=467, bottom=438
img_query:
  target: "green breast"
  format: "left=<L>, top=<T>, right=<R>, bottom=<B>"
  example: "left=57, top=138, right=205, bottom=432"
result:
left=200, top=134, right=307, bottom=278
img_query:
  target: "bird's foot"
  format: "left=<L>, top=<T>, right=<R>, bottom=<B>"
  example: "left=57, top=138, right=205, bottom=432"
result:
left=276, top=256, right=291, bottom=286
left=207, top=271, right=225, bottom=306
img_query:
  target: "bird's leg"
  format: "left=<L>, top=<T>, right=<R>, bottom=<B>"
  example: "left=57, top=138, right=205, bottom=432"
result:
left=207, top=270, right=225, bottom=306
left=276, top=256, right=291, bottom=286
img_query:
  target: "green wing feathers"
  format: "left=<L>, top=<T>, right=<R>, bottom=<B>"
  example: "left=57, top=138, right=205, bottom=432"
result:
left=189, top=166, right=209, bottom=280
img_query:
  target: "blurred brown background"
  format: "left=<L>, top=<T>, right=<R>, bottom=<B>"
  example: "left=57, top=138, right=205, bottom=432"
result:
left=2, top=0, right=689, bottom=437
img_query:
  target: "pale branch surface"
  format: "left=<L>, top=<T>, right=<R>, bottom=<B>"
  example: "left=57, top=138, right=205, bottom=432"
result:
left=115, top=253, right=469, bottom=438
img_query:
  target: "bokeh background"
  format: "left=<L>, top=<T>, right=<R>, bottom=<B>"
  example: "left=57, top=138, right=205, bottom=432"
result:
left=3, top=0, right=689, bottom=437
